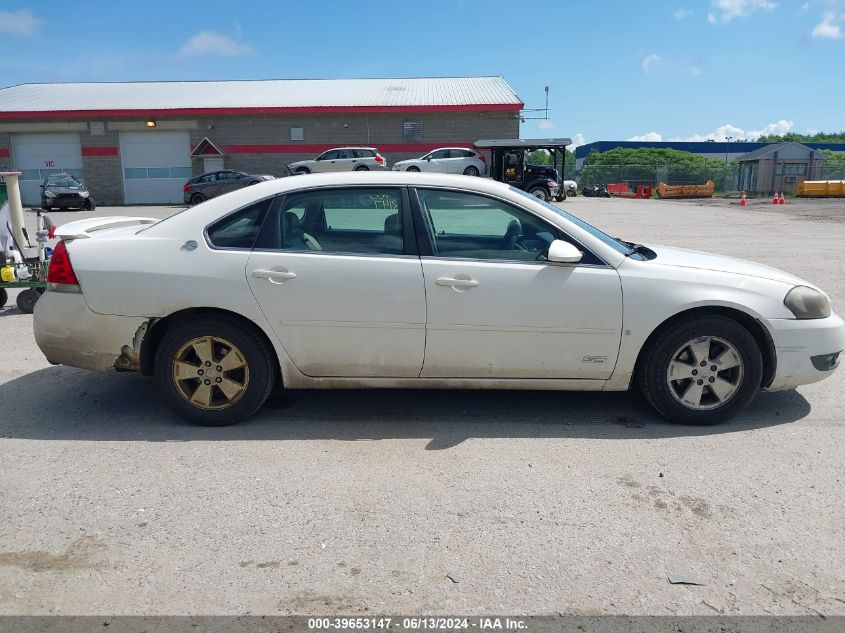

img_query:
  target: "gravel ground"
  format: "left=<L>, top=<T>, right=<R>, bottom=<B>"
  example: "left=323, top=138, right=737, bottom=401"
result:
left=0, top=198, right=843, bottom=616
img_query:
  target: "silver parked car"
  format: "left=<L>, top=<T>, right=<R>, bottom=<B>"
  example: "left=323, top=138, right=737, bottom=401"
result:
left=287, top=147, right=388, bottom=175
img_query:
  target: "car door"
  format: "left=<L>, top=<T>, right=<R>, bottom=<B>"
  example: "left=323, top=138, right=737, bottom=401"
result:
left=333, top=149, right=358, bottom=171
left=216, top=171, right=242, bottom=193
left=441, top=150, right=463, bottom=174
left=425, top=150, right=450, bottom=173
left=313, top=150, right=339, bottom=173
left=412, top=187, right=623, bottom=379
left=245, top=186, right=426, bottom=377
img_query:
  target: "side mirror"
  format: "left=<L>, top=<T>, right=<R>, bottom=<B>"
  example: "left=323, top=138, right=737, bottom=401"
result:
left=547, top=239, right=582, bottom=264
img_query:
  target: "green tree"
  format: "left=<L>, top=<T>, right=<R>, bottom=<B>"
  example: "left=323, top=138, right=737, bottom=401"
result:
left=821, top=149, right=845, bottom=180
left=757, top=131, right=845, bottom=143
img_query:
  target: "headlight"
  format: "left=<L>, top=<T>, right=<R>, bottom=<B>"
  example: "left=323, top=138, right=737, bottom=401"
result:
left=784, top=285, right=831, bottom=319
left=79, top=191, right=90, bottom=197
left=44, top=190, right=57, bottom=198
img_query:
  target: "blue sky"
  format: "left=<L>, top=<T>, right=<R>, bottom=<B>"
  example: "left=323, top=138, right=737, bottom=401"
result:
left=0, top=0, right=842, bottom=145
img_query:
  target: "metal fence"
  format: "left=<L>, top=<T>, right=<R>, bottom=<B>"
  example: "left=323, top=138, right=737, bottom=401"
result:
left=822, top=165, right=845, bottom=180
left=577, top=163, right=739, bottom=192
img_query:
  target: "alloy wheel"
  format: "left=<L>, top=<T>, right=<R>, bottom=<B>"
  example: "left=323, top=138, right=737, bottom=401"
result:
left=172, top=336, right=250, bottom=410
left=666, top=336, right=744, bottom=410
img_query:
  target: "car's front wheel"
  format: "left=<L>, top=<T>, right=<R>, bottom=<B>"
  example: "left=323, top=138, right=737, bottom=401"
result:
left=638, top=315, right=763, bottom=425
left=295, top=167, right=310, bottom=175
left=406, top=166, right=421, bottom=172
left=155, top=317, right=276, bottom=426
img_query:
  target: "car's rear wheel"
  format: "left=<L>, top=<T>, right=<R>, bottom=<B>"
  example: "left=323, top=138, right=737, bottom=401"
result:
left=16, top=288, right=40, bottom=314
left=638, top=315, right=763, bottom=425
left=406, top=166, right=421, bottom=172
left=528, top=186, right=550, bottom=202
left=354, top=165, right=369, bottom=171
left=463, top=165, right=480, bottom=177
left=0, top=288, right=7, bottom=308
left=190, top=193, right=206, bottom=205
left=155, top=317, right=276, bottom=426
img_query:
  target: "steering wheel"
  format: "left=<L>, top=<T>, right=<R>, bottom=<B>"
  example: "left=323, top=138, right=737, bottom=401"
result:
left=499, top=219, right=522, bottom=250
left=302, top=232, right=322, bottom=250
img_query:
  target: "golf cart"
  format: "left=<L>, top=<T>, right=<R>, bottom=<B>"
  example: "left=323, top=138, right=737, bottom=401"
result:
left=474, top=138, right=572, bottom=202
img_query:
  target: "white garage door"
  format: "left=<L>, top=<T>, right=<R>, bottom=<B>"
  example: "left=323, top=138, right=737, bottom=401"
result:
left=11, top=133, right=83, bottom=205
left=120, top=131, right=192, bottom=204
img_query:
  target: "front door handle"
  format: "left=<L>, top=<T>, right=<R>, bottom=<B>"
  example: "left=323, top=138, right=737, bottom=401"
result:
left=436, top=277, right=479, bottom=288
left=252, top=269, right=297, bottom=283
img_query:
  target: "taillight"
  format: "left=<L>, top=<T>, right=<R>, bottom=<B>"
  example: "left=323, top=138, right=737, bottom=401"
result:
left=477, top=154, right=486, bottom=163
left=375, top=154, right=385, bottom=165
left=183, top=183, right=192, bottom=192
left=46, top=240, right=80, bottom=288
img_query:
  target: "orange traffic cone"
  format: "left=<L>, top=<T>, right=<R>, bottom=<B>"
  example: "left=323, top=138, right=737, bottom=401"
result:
left=772, top=192, right=779, bottom=204
left=740, top=191, right=747, bottom=206
left=779, top=192, right=786, bottom=205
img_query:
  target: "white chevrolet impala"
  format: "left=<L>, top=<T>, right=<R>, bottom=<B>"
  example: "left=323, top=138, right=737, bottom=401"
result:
left=34, top=172, right=844, bottom=426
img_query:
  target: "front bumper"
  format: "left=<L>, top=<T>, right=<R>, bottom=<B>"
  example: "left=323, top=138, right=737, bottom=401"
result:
left=44, top=195, right=87, bottom=208
left=765, top=313, right=845, bottom=390
left=33, top=291, right=149, bottom=372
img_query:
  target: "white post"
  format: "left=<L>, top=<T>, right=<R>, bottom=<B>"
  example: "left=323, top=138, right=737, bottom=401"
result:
left=1, top=171, right=28, bottom=252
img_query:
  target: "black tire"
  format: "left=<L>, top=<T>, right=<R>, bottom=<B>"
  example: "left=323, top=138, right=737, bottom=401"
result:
left=154, top=316, right=276, bottom=426
left=637, top=315, right=763, bottom=425
left=42, top=203, right=52, bottom=211
left=528, top=186, right=550, bottom=202
left=463, top=165, right=480, bottom=177
left=406, top=166, right=421, bottom=172
left=555, top=192, right=566, bottom=202
left=83, top=198, right=95, bottom=211
left=354, top=165, right=369, bottom=171
left=0, top=287, right=7, bottom=308
left=16, top=288, right=40, bottom=314
left=190, top=193, right=206, bottom=206
left=295, top=167, right=311, bottom=175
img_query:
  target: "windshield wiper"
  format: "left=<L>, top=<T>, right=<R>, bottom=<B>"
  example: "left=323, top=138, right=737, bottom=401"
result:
left=617, top=239, right=649, bottom=257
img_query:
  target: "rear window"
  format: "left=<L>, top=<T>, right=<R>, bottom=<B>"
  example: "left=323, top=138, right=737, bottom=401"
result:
left=206, top=198, right=273, bottom=249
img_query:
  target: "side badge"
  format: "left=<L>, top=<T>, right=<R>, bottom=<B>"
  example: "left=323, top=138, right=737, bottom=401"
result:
left=583, top=355, right=608, bottom=363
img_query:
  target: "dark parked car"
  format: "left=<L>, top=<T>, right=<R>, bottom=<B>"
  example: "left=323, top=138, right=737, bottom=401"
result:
left=183, top=170, right=274, bottom=205
left=41, top=172, right=95, bottom=211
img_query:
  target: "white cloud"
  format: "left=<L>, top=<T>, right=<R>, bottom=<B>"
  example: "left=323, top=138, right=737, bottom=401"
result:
left=641, top=53, right=662, bottom=74
left=812, top=12, right=844, bottom=39
left=570, top=133, right=587, bottom=148
left=685, top=63, right=703, bottom=75
left=537, top=120, right=555, bottom=129
left=179, top=31, right=252, bottom=58
left=0, top=9, right=41, bottom=36
left=627, top=132, right=664, bottom=142
left=709, top=0, right=777, bottom=23
left=674, top=8, right=693, bottom=19
left=667, top=119, right=794, bottom=142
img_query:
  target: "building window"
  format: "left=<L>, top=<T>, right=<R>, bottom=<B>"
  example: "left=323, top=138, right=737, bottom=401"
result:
left=290, top=127, right=304, bottom=142
left=403, top=120, right=423, bottom=142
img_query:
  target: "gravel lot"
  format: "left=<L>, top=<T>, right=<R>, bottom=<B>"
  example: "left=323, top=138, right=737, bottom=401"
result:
left=1, top=197, right=843, bottom=616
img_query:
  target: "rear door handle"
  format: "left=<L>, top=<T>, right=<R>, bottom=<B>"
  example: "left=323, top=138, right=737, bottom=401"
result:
left=252, top=269, right=297, bottom=283
left=436, top=277, right=479, bottom=288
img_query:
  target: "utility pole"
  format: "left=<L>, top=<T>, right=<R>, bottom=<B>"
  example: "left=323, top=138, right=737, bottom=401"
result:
left=724, top=136, right=734, bottom=190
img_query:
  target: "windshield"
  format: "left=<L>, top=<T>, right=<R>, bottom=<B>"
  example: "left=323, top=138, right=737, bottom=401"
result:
left=45, top=174, right=82, bottom=188
left=510, top=186, right=633, bottom=255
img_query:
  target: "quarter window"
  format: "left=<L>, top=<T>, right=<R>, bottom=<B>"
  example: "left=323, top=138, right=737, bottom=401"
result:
left=416, top=189, right=590, bottom=263
left=206, top=198, right=273, bottom=249
left=255, top=188, right=405, bottom=255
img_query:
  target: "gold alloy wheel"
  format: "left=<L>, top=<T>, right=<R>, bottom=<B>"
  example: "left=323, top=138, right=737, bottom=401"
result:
left=172, top=336, right=250, bottom=411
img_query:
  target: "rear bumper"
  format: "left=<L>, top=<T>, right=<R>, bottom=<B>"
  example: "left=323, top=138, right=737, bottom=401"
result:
left=33, top=291, right=149, bottom=372
left=766, top=313, right=845, bottom=390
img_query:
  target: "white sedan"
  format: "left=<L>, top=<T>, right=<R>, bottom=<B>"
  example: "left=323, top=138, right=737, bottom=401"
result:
left=34, top=172, right=843, bottom=426
left=392, top=147, right=487, bottom=176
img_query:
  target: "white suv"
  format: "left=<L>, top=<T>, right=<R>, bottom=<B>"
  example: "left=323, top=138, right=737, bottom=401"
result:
left=288, top=147, right=387, bottom=174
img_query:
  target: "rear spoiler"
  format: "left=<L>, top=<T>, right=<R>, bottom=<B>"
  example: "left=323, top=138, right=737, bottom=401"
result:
left=54, top=216, right=159, bottom=240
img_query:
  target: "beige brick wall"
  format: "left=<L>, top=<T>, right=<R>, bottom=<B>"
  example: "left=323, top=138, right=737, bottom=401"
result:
left=0, top=111, right=519, bottom=204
